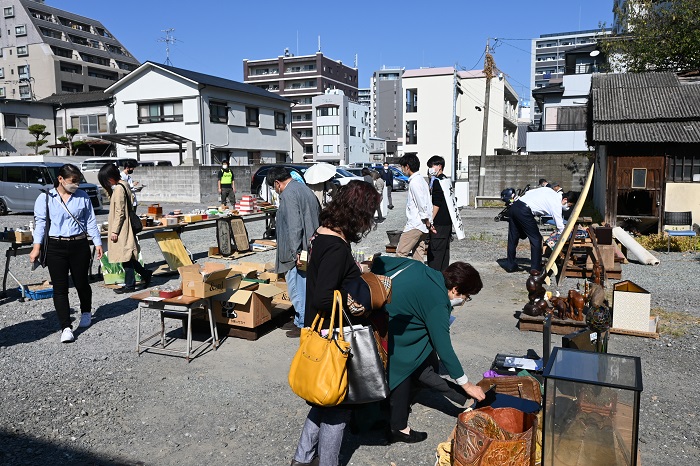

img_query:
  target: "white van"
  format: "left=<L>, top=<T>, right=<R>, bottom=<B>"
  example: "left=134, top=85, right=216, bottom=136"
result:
left=81, top=157, right=138, bottom=172
left=0, top=162, right=103, bottom=215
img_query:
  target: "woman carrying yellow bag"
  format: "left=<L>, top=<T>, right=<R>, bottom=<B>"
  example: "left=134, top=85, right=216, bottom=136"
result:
left=289, top=180, right=381, bottom=466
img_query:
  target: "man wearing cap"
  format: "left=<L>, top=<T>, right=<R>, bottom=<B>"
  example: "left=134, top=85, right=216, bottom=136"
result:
left=504, top=188, right=577, bottom=273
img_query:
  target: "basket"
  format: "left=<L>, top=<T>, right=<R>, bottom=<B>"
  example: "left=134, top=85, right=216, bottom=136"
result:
left=19, top=286, right=53, bottom=301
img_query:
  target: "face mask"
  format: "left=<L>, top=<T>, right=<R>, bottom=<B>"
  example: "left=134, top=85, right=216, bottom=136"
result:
left=222, top=165, right=229, bottom=170
left=562, top=204, right=570, bottom=212
left=450, top=297, right=465, bottom=308
left=63, top=182, right=79, bottom=193
left=428, top=167, right=438, bottom=176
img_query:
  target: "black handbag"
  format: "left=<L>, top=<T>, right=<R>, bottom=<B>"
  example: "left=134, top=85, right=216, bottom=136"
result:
left=38, top=192, right=51, bottom=268
left=119, top=184, right=142, bottom=234
left=340, top=310, right=389, bottom=405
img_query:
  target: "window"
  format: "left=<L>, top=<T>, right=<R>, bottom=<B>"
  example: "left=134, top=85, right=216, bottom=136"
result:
left=631, top=169, right=647, bottom=189
left=406, top=88, right=418, bottom=113
left=245, top=107, right=259, bottom=127
left=17, top=46, right=28, bottom=57
left=4, top=114, right=28, bottom=128
left=211, top=150, right=230, bottom=165
left=323, top=145, right=333, bottom=153
left=667, top=154, right=700, bottom=182
left=0, top=87, right=5, bottom=98
left=349, top=126, right=356, bottom=137
left=276, top=152, right=287, bottom=163
left=52, top=46, right=74, bottom=59
left=19, top=85, right=30, bottom=99
left=18, top=65, right=29, bottom=80
left=61, top=81, right=83, bottom=93
left=6, top=167, right=21, bottom=182
left=543, top=106, right=587, bottom=131
left=274, top=111, right=286, bottom=130
left=15, top=25, right=26, bottom=36
left=71, top=114, right=107, bottom=134
left=3, top=6, right=13, bottom=17
left=406, top=121, right=417, bottom=144
left=138, top=101, right=183, bottom=123
left=56, top=117, right=64, bottom=138
left=316, top=107, right=339, bottom=117
left=0, top=68, right=3, bottom=79
left=317, top=125, right=339, bottom=135
left=248, top=151, right=261, bottom=165
left=210, top=101, right=228, bottom=124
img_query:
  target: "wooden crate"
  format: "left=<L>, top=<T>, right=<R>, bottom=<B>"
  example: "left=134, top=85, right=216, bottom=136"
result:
left=519, top=313, right=587, bottom=335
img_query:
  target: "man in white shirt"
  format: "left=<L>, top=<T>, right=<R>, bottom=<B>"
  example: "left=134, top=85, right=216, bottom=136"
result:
left=120, top=160, right=139, bottom=210
left=396, top=154, right=433, bottom=262
left=505, top=187, right=577, bottom=273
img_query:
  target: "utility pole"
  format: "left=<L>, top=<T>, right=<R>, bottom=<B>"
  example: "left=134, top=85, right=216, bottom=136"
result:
left=477, top=39, right=495, bottom=205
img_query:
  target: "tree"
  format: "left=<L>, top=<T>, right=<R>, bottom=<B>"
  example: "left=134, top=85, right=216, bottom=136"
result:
left=57, top=128, right=84, bottom=156
left=26, top=124, right=51, bottom=156
left=602, top=0, right=700, bottom=72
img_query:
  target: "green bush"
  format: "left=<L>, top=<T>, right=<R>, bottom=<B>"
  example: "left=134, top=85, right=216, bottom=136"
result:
left=636, top=233, right=698, bottom=252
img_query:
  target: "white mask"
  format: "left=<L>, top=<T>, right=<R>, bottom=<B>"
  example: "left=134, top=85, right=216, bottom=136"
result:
left=63, top=182, right=79, bottom=193
left=562, top=203, right=570, bottom=212
left=450, top=297, right=465, bottom=308
left=222, top=164, right=229, bottom=170
left=428, top=167, right=438, bottom=176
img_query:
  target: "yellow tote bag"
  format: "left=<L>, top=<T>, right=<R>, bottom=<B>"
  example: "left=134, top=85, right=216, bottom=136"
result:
left=288, top=290, right=350, bottom=406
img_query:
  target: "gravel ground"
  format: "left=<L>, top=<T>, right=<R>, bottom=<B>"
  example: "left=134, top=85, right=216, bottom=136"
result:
left=0, top=191, right=698, bottom=465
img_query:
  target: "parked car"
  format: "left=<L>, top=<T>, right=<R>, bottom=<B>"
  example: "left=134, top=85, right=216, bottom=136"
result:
left=332, top=167, right=363, bottom=186
left=0, top=162, right=103, bottom=215
left=138, top=160, right=173, bottom=167
left=342, top=166, right=406, bottom=191
left=250, top=164, right=312, bottom=197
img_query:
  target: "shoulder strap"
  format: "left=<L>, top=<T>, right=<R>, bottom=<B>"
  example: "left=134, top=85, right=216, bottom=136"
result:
left=57, top=193, right=88, bottom=235
left=118, top=183, right=133, bottom=214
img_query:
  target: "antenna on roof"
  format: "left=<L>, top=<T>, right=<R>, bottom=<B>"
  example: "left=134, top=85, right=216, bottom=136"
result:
left=158, top=28, right=179, bottom=66
left=354, top=54, right=358, bottom=68
left=318, top=35, right=321, bottom=53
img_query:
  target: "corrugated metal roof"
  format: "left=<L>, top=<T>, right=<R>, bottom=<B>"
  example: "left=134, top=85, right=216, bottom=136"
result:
left=593, top=121, right=700, bottom=143
left=590, top=71, right=700, bottom=143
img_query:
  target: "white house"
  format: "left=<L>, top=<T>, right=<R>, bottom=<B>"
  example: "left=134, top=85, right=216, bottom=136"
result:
left=0, top=100, right=54, bottom=156
left=401, top=67, right=519, bottom=179
left=105, top=61, right=293, bottom=166
left=311, top=89, right=370, bottom=165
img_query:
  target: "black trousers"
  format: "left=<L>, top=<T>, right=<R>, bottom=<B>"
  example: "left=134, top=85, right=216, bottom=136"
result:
left=427, top=224, right=451, bottom=271
left=386, top=185, right=393, bottom=207
left=220, top=186, right=234, bottom=205
left=46, top=238, right=92, bottom=330
left=122, top=258, right=148, bottom=288
left=389, top=351, right=468, bottom=430
left=507, top=200, right=543, bottom=271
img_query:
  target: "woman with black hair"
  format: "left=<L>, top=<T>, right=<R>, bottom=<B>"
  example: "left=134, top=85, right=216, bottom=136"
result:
left=290, top=180, right=380, bottom=466
left=370, top=258, right=487, bottom=444
left=98, top=163, right=153, bottom=294
left=29, top=164, right=103, bottom=343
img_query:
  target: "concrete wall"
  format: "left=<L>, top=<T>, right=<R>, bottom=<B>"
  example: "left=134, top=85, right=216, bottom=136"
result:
left=132, top=165, right=253, bottom=204
left=467, top=153, right=591, bottom=202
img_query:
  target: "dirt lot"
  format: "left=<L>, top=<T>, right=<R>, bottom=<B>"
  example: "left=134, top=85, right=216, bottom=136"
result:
left=0, top=191, right=698, bottom=465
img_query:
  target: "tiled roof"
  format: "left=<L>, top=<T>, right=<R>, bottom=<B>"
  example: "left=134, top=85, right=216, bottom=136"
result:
left=39, top=91, right=110, bottom=106
left=590, top=71, right=700, bottom=143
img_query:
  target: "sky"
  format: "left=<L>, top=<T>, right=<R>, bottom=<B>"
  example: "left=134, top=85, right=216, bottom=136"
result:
left=48, top=0, right=615, bottom=103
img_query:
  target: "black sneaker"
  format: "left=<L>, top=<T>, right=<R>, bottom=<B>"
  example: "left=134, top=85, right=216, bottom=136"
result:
left=142, top=270, right=154, bottom=288
left=286, top=327, right=302, bottom=338
left=114, top=286, right=136, bottom=295
left=388, top=428, right=428, bottom=444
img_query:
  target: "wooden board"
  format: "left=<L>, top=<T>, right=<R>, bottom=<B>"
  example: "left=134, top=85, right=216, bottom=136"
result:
left=230, top=218, right=251, bottom=252
left=518, top=313, right=588, bottom=335
left=207, top=251, right=256, bottom=261
left=544, top=165, right=595, bottom=284
left=153, top=231, right=193, bottom=271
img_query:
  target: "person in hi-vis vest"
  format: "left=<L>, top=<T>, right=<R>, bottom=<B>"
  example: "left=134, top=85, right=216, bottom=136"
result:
left=217, top=160, right=235, bottom=206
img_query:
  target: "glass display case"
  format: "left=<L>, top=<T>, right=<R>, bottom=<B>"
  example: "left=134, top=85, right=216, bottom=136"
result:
left=542, top=347, right=642, bottom=465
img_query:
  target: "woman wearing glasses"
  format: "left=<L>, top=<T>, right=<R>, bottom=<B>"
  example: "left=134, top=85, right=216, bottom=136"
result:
left=370, top=258, right=487, bottom=444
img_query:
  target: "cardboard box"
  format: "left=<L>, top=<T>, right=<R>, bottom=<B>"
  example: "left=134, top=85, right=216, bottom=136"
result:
left=14, top=231, right=32, bottom=244
left=208, top=246, right=220, bottom=257
left=271, top=280, right=292, bottom=306
left=183, top=214, right=203, bottom=223
left=212, top=282, right=284, bottom=328
left=178, top=262, right=235, bottom=298
left=229, top=261, right=275, bottom=278
left=612, top=280, right=651, bottom=332
left=148, top=204, right=163, bottom=215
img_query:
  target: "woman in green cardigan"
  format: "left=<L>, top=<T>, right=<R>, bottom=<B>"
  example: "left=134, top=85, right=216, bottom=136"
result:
left=371, top=256, right=486, bottom=444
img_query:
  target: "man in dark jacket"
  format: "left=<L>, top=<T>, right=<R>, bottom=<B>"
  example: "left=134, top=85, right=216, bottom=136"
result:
left=266, top=167, right=320, bottom=337
left=382, top=162, right=394, bottom=209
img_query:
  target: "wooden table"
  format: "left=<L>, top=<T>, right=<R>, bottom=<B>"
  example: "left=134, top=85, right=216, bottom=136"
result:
left=130, top=291, right=219, bottom=362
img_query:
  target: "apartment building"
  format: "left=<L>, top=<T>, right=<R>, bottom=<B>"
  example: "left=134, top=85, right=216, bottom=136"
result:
left=0, top=0, right=139, bottom=101
left=312, top=89, right=369, bottom=165
left=243, top=51, right=358, bottom=158
left=370, top=66, right=403, bottom=140
left=401, top=67, right=519, bottom=180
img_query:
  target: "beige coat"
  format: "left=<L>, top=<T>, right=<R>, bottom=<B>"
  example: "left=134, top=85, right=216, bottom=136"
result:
left=107, top=180, right=139, bottom=263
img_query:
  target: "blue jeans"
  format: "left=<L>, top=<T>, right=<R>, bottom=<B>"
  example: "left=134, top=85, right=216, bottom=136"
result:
left=285, top=267, right=307, bottom=328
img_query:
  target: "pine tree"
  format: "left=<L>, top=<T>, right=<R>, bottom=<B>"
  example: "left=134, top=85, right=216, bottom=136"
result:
left=27, top=124, right=51, bottom=156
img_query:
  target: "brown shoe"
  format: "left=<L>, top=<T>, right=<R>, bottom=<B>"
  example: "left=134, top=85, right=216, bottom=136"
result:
left=281, top=320, right=296, bottom=331
left=286, top=327, right=301, bottom=338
